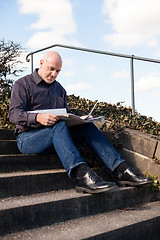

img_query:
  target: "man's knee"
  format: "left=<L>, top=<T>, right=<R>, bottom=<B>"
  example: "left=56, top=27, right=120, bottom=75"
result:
left=53, top=120, right=68, bottom=132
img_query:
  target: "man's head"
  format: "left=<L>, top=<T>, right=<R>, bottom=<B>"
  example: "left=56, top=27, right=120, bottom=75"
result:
left=38, top=51, right=62, bottom=84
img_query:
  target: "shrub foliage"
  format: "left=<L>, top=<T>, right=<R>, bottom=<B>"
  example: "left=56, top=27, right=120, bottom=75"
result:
left=67, top=95, right=160, bottom=138
left=0, top=39, right=23, bottom=128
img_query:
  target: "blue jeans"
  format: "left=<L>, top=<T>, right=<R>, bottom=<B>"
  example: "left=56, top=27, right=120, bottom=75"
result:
left=17, top=121, right=124, bottom=178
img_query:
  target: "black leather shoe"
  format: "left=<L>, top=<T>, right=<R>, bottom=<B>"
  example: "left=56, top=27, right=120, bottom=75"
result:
left=75, top=168, right=118, bottom=193
left=113, top=166, right=153, bottom=187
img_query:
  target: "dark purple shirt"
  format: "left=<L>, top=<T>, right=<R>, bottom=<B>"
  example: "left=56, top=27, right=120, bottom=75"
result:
left=9, top=69, right=69, bottom=135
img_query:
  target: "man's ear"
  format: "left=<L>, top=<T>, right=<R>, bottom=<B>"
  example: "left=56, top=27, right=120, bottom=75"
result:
left=39, top=59, right=43, bottom=66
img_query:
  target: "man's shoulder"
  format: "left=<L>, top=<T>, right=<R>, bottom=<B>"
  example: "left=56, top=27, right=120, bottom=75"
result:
left=14, top=73, right=33, bottom=87
left=54, top=80, right=66, bottom=92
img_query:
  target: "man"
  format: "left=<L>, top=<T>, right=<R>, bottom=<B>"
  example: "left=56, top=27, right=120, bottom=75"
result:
left=9, top=51, right=152, bottom=194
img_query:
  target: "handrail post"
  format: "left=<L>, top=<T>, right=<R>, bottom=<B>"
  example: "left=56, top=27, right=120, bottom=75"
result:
left=31, top=53, right=33, bottom=73
left=130, top=55, right=135, bottom=115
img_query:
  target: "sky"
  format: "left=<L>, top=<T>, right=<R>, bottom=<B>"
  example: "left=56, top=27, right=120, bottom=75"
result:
left=1, top=0, right=160, bottom=121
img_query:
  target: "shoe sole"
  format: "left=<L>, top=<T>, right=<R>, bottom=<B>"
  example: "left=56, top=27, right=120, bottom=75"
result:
left=75, top=185, right=119, bottom=194
left=117, top=180, right=153, bottom=187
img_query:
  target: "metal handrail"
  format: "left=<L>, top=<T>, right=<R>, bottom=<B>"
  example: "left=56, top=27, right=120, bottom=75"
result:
left=26, top=44, right=160, bottom=115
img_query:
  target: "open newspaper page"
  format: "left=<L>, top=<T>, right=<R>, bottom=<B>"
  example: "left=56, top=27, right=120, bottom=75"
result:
left=27, top=102, right=105, bottom=127
left=58, top=114, right=105, bottom=126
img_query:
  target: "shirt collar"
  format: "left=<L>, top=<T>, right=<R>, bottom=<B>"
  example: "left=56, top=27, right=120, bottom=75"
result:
left=33, top=68, right=43, bottom=85
left=33, top=68, right=56, bottom=86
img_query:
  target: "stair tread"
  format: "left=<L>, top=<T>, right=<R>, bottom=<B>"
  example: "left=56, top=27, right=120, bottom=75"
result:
left=1, top=201, right=160, bottom=240
left=0, top=140, right=17, bottom=142
left=0, top=187, right=131, bottom=211
left=0, top=169, right=66, bottom=178
left=0, top=153, right=40, bottom=157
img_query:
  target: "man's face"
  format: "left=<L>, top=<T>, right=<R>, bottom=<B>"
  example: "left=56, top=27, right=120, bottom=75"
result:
left=39, top=57, right=62, bottom=84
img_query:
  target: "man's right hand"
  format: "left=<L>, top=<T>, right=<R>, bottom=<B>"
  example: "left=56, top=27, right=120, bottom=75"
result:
left=36, top=113, right=60, bottom=126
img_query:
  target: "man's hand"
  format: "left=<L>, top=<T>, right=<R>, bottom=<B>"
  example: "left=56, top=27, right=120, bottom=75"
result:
left=36, top=113, right=60, bottom=126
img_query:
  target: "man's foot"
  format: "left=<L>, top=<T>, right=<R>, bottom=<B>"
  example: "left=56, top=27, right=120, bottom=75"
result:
left=113, top=163, right=153, bottom=187
left=75, top=165, right=118, bottom=194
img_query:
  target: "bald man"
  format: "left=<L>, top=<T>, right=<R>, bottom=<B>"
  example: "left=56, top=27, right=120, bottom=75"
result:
left=9, top=51, right=153, bottom=194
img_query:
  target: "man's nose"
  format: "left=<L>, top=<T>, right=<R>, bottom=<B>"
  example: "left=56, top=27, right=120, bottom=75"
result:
left=51, top=70, right=57, bottom=77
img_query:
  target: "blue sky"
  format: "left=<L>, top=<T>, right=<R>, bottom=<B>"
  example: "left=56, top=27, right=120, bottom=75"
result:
left=1, top=0, right=160, bottom=121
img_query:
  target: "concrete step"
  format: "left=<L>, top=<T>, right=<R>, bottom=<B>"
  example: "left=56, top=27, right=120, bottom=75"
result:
left=1, top=201, right=160, bottom=240
left=0, top=129, right=15, bottom=140
left=0, top=140, right=20, bottom=154
left=0, top=169, right=74, bottom=198
left=0, top=186, right=158, bottom=236
left=0, top=153, right=63, bottom=172
left=0, top=167, right=114, bottom=198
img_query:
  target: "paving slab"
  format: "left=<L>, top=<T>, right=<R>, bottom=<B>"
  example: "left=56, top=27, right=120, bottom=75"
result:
left=1, top=201, right=160, bottom=240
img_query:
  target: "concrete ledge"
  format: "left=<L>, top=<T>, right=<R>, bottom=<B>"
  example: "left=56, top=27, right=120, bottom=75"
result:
left=119, top=148, right=160, bottom=179
left=102, top=128, right=159, bottom=159
left=96, top=122, right=160, bottom=158
left=117, top=128, right=159, bottom=159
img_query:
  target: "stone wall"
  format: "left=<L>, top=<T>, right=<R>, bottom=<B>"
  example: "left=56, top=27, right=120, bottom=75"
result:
left=96, top=122, right=160, bottom=180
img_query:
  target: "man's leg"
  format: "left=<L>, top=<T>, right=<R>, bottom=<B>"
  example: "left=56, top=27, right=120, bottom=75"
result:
left=50, top=121, right=117, bottom=193
left=70, top=123, right=153, bottom=187
left=70, top=122, right=124, bottom=172
left=17, top=121, right=117, bottom=193
left=17, top=122, right=86, bottom=176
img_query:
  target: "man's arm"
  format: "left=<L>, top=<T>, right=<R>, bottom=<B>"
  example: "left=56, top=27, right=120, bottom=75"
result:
left=9, top=82, right=37, bottom=127
left=9, top=81, right=60, bottom=127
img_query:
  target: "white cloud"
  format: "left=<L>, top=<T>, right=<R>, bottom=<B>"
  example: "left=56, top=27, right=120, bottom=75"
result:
left=17, top=0, right=79, bottom=49
left=85, top=65, right=97, bottom=73
left=61, top=70, right=75, bottom=77
left=135, top=72, right=160, bottom=93
left=110, top=70, right=129, bottom=80
left=63, top=57, right=75, bottom=67
left=146, top=38, right=158, bottom=48
left=102, top=0, right=160, bottom=48
left=66, top=82, right=93, bottom=91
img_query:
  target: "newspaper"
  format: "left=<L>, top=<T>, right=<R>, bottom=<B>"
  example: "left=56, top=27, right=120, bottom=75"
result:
left=28, top=101, right=105, bottom=126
